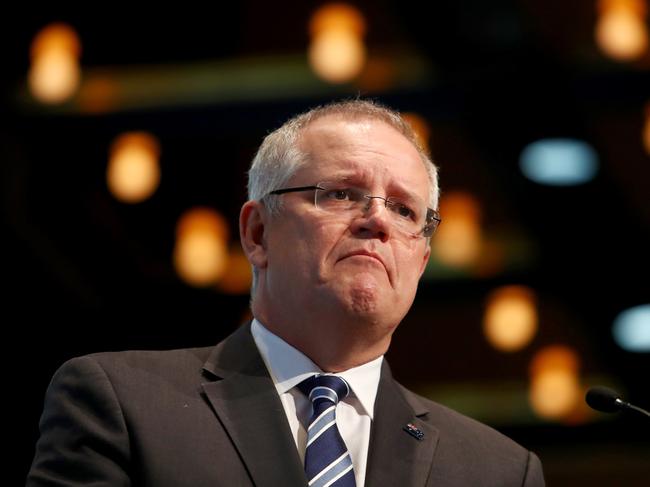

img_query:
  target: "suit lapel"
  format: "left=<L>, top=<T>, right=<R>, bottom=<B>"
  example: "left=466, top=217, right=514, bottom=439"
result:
left=201, top=324, right=307, bottom=487
left=365, top=361, right=439, bottom=487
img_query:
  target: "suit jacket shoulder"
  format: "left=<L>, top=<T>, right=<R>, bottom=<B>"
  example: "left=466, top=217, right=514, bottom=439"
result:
left=27, top=326, right=306, bottom=487
left=390, top=379, right=545, bottom=487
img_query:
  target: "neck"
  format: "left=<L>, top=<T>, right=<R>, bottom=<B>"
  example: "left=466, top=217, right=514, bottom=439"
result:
left=293, top=333, right=389, bottom=373
left=253, top=304, right=393, bottom=372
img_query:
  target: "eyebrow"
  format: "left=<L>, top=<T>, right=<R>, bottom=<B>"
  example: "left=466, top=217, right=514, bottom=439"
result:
left=327, top=172, right=358, bottom=182
left=321, top=172, right=424, bottom=203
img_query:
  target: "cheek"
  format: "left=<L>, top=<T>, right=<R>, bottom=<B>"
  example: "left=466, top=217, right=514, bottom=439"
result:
left=275, top=221, right=341, bottom=278
left=396, top=247, right=428, bottom=284
left=312, top=230, right=347, bottom=277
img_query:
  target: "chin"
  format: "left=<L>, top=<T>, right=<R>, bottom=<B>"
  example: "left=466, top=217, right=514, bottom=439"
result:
left=348, top=285, right=381, bottom=315
left=323, top=272, right=404, bottom=321
left=345, top=281, right=403, bottom=326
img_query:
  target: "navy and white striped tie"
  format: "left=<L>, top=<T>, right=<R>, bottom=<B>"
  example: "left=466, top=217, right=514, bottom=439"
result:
left=298, top=374, right=356, bottom=487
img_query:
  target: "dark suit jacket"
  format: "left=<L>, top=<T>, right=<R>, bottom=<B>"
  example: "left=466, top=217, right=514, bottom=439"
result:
left=27, top=323, right=545, bottom=486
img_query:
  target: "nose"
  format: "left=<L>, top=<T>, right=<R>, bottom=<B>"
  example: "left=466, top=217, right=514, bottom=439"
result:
left=349, top=197, right=392, bottom=242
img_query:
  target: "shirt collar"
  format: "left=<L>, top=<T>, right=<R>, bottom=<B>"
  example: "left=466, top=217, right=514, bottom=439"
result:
left=251, top=318, right=383, bottom=419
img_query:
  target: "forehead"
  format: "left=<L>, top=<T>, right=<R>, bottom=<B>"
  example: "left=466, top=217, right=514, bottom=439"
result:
left=295, top=116, right=430, bottom=198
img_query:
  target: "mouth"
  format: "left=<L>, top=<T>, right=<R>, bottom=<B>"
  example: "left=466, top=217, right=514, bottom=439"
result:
left=337, top=250, right=393, bottom=286
left=340, top=251, right=386, bottom=270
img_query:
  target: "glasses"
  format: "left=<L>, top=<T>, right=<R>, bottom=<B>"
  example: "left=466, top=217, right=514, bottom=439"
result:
left=268, top=181, right=441, bottom=238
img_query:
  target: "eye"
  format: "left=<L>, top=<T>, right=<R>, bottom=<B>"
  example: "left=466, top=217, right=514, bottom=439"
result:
left=393, top=202, right=417, bottom=221
left=324, top=188, right=352, bottom=201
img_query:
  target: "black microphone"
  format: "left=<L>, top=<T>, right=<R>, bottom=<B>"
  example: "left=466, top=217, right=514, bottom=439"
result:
left=585, top=386, right=650, bottom=419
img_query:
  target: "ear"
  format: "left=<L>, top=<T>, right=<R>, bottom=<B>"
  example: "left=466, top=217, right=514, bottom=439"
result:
left=239, top=200, right=268, bottom=269
left=418, top=241, right=431, bottom=278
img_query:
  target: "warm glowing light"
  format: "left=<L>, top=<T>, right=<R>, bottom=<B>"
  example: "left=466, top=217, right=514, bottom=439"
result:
left=175, top=207, right=229, bottom=242
left=528, top=345, right=582, bottom=420
left=308, top=3, right=367, bottom=84
left=596, top=0, right=649, bottom=61
left=28, top=23, right=81, bottom=104
left=530, top=345, right=580, bottom=375
left=216, top=245, right=253, bottom=295
left=431, top=192, right=482, bottom=267
left=107, top=132, right=161, bottom=203
left=30, top=23, right=81, bottom=58
left=529, top=369, right=582, bottom=420
left=174, top=234, right=228, bottom=287
left=309, top=30, right=366, bottom=83
left=402, top=113, right=431, bottom=154
left=174, top=208, right=229, bottom=287
left=643, top=103, right=650, bottom=155
left=483, top=286, right=538, bottom=352
left=309, top=3, right=366, bottom=37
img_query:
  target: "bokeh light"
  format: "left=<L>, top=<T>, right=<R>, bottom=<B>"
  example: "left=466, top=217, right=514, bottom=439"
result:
left=310, top=3, right=366, bottom=37
left=28, top=23, right=81, bottom=104
left=483, top=286, right=538, bottom=352
left=107, top=132, right=161, bottom=203
left=308, top=3, right=366, bottom=83
left=529, top=345, right=582, bottom=420
left=519, top=138, right=599, bottom=186
left=173, top=208, right=229, bottom=287
left=612, top=304, right=650, bottom=352
left=431, top=191, right=482, bottom=267
left=596, top=0, right=649, bottom=61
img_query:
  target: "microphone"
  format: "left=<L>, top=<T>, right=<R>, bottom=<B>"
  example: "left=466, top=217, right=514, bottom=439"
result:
left=585, top=386, right=650, bottom=419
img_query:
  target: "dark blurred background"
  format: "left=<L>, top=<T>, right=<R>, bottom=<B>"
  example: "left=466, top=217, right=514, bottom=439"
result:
left=4, top=1, right=649, bottom=485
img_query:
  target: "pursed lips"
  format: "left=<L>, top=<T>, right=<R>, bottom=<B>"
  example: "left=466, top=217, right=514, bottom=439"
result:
left=339, top=250, right=388, bottom=274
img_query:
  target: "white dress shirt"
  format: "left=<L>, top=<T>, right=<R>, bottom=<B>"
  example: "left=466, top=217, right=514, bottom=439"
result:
left=251, top=319, right=383, bottom=487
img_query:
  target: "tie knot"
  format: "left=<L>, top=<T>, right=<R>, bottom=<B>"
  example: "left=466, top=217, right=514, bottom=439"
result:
left=298, top=374, right=350, bottom=405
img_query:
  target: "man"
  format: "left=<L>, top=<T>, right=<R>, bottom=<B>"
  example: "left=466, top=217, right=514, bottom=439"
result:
left=27, top=100, right=545, bottom=486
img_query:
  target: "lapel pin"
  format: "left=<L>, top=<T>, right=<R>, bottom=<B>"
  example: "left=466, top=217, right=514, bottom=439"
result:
left=403, top=422, right=424, bottom=440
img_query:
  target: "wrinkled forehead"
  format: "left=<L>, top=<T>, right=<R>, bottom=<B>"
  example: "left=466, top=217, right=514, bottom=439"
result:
left=294, top=116, right=430, bottom=201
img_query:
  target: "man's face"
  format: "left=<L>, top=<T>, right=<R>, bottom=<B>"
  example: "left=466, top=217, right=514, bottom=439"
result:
left=260, top=116, right=432, bottom=336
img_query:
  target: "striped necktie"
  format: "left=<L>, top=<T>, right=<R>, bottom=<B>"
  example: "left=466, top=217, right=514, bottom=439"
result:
left=298, top=374, right=356, bottom=487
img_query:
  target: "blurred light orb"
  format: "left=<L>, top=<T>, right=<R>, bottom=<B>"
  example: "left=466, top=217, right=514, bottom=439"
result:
left=309, top=29, right=366, bottom=83
left=309, top=3, right=366, bottom=38
left=596, top=0, right=649, bottom=61
left=28, top=23, right=81, bottom=104
left=612, top=304, right=650, bottom=352
left=174, top=208, right=229, bottom=287
left=529, top=344, right=580, bottom=376
left=174, top=233, right=228, bottom=287
left=175, top=207, right=230, bottom=242
left=431, top=192, right=482, bottom=267
left=107, top=132, right=161, bottom=203
left=308, top=3, right=367, bottom=84
left=520, top=138, right=598, bottom=186
left=30, top=22, right=81, bottom=57
left=483, top=286, right=538, bottom=352
left=529, top=345, right=582, bottom=420
left=529, top=369, right=582, bottom=420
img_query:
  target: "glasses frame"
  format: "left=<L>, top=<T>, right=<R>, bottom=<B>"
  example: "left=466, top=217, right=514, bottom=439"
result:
left=268, top=182, right=441, bottom=238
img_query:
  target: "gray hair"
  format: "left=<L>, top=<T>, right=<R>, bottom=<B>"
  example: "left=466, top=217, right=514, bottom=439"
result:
left=248, top=99, right=439, bottom=211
